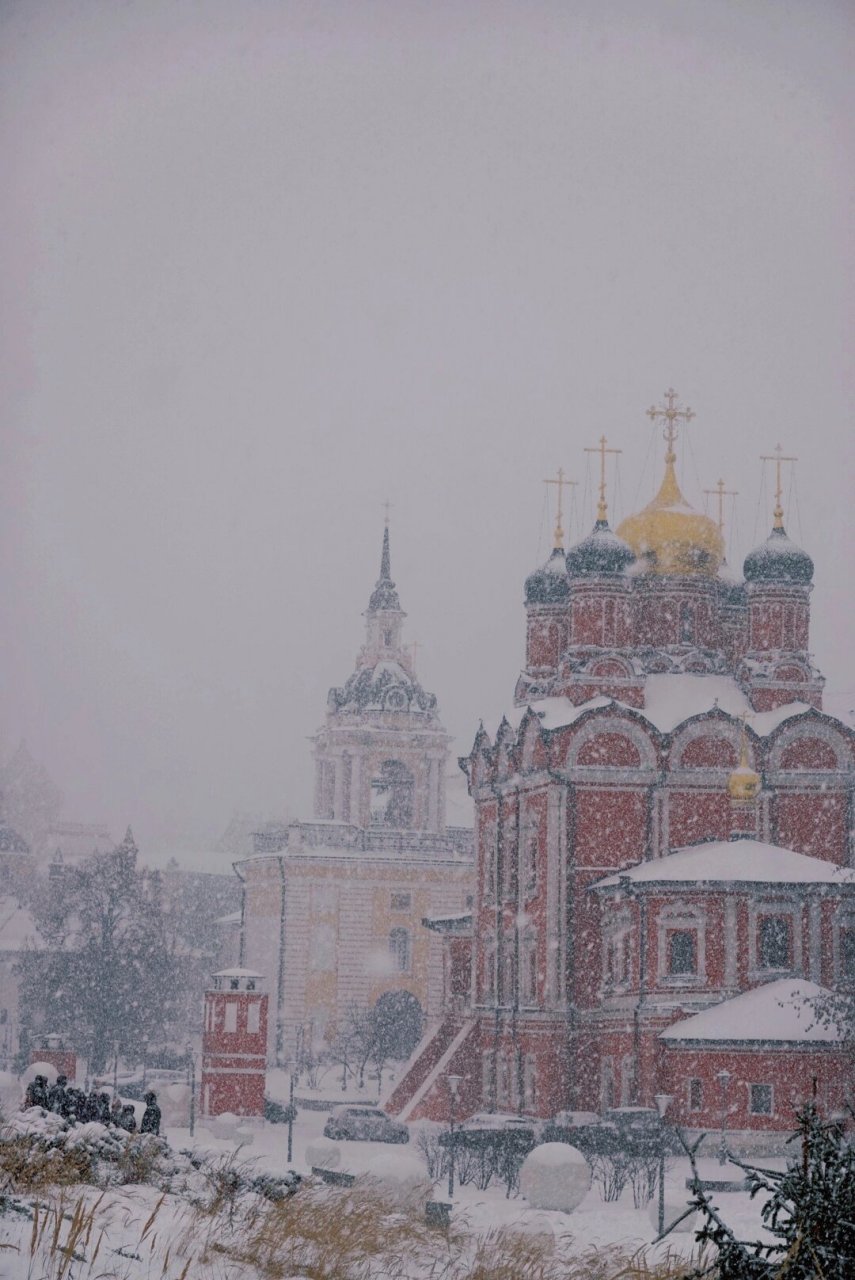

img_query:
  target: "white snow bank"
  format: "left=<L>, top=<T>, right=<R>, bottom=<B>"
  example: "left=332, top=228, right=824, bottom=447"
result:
left=660, top=979, right=840, bottom=1043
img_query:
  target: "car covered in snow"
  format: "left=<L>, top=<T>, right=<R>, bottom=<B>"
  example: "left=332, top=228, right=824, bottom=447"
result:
left=439, top=1111, right=541, bottom=1152
left=323, top=1105, right=409, bottom=1144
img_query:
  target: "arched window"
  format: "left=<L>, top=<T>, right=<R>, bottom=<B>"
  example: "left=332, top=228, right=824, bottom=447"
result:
left=389, top=927, right=412, bottom=973
left=371, top=760, right=414, bottom=828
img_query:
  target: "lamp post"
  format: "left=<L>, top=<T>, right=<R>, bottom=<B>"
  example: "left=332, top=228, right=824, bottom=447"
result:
left=654, top=1093, right=673, bottom=1237
left=112, top=1040, right=120, bottom=1100
left=716, top=1069, right=732, bottom=1167
left=447, top=1073, right=463, bottom=1200
left=286, top=1057, right=296, bottom=1164
left=186, top=1044, right=197, bottom=1137
left=141, top=1035, right=149, bottom=1090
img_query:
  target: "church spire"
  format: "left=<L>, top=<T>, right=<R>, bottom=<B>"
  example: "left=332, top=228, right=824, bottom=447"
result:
left=367, top=525, right=402, bottom=613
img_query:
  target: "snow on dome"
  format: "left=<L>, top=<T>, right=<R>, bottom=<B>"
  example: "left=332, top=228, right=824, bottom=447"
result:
left=592, top=839, right=855, bottom=890
left=565, top=520, right=635, bottom=578
left=660, top=979, right=840, bottom=1044
left=525, top=547, right=571, bottom=604
left=743, top=526, right=814, bottom=585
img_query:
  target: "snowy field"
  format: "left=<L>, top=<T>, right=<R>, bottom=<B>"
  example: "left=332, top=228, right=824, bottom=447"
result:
left=0, top=1097, right=785, bottom=1280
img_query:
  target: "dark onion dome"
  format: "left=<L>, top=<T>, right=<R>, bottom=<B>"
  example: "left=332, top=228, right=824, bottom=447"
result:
left=566, top=520, right=636, bottom=578
left=524, top=547, right=570, bottom=604
left=743, top=526, right=814, bottom=585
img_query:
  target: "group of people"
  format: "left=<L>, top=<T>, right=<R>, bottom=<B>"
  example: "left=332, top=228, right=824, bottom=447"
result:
left=24, top=1073, right=161, bottom=1136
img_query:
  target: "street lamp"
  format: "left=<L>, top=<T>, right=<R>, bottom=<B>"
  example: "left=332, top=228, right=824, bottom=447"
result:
left=447, top=1074, right=463, bottom=1200
left=716, top=1069, right=732, bottom=1167
left=286, top=1057, right=296, bottom=1164
left=186, top=1044, right=197, bottom=1137
left=112, top=1040, right=120, bottom=1100
left=654, top=1093, right=673, bottom=1237
left=141, top=1034, right=149, bottom=1090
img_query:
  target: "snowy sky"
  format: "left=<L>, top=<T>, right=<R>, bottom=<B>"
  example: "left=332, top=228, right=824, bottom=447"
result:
left=1, top=0, right=853, bottom=855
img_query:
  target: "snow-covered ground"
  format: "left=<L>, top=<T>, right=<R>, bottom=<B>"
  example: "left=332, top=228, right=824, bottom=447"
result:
left=0, top=1102, right=783, bottom=1279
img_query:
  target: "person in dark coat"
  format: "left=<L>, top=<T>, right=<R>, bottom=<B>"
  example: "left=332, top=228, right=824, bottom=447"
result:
left=119, top=1104, right=137, bottom=1133
left=96, top=1092, right=112, bottom=1124
left=29, top=1074, right=50, bottom=1109
left=83, top=1090, right=100, bottom=1122
left=140, top=1091, right=161, bottom=1136
left=110, top=1096, right=123, bottom=1126
left=48, top=1074, right=68, bottom=1113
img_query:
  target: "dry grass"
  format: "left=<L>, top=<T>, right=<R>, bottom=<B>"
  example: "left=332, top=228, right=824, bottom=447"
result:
left=0, top=1133, right=96, bottom=1192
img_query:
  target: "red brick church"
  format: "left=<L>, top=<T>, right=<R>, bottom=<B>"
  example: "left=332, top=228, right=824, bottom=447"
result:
left=387, top=390, right=854, bottom=1145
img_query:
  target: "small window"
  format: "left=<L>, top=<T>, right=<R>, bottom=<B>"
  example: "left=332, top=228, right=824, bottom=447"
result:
left=668, top=930, right=697, bottom=976
left=247, top=1001, right=260, bottom=1034
left=750, top=1083, right=773, bottom=1115
left=689, top=1078, right=703, bottom=1112
left=465, top=894, right=474, bottom=908
left=246, top=979, right=256, bottom=991
left=759, top=916, right=791, bottom=969
left=383, top=629, right=392, bottom=646
left=523, top=834, right=538, bottom=893
left=229, top=978, right=239, bottom=990
left=224, top=1003, right=237, bottom=1033
left=391, top=892, right=411, bottom=911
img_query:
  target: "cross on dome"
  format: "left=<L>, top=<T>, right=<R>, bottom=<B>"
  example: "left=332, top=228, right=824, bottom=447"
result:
left=584, top=434, right=622, bottom=523
left=646, top=388, right=695, bottom=461
left=543, top=467, right=577, bottom=550
left=760, top=444, right=798, bottom=530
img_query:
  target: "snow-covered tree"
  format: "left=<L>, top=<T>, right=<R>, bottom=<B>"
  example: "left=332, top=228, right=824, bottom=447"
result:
left=18, top=828, right=183, bottom=1071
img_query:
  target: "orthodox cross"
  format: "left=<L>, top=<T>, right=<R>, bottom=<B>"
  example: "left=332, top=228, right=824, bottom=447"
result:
left=703, top=478, right=739, bottom=534
left=646, top=388, right=695, bottom=459
left=408, top=640, right=420, bottom=670
left=760, top=444, right=798, bottom=530
left=543, top=467, right=577, bottom=550
left=382, top=499, right=394, bottom=527
left=584, top=434, right=622, bottom=523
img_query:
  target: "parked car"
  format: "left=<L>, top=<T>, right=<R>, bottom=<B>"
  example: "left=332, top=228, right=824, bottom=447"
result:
left=323, top=1105, right=409, bottom=1144
left=542, top=1109, right=600, bottom=1146
left=439, top=1111, right=541, bottom=1151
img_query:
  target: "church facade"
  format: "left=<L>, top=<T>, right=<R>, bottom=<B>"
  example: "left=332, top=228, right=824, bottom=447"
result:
left=237, top=528, right=473, bottom=1066
left=387, top=392, right=854, bottom=1146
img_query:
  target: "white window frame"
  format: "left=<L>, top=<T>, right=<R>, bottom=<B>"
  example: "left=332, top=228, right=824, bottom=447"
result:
left=749, top=899, right=801, bottom=979
left=656, top=902, right=706, bottom=989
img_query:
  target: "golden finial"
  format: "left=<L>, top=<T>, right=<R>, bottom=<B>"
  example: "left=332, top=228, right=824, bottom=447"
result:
left=760, top=445, right=798, bottom=531
left=543, top=468, right=577, bottom=551
left=728, top=711, right=761, bottom=803
left=703, top=479, right=739, bottom=535
left=584, top=435, right=622, bottom=523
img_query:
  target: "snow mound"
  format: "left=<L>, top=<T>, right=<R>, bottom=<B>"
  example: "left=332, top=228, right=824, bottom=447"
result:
left=360, top=1151, right=433, bottom=1207
left=6, top=1106, right=68, bottom=1138
left=520, top=1142, right=591, bottom=1214
left=22, top=1061, right=59, bottom=1086
left=305, top=1137, right=341, bottom=1170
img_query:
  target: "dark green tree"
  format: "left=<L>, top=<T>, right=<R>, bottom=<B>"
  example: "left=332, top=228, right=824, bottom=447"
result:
left=681, top=1103, right=855, bottom=1279
left=18, top=828, right=183, bottom=1071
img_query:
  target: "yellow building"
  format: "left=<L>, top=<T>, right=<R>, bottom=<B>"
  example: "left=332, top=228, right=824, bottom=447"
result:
left=237, top=527, right=473, bottom=1064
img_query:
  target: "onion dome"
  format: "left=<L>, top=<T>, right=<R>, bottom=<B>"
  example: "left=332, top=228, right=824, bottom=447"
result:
left=743, top=526, right=814, bottom=585
left=566, top=519, right=635, bottom=578
left=616, top=453, right=724, bottom=577
left=367, top=526, right=402, bottom=611
left=524, top=547, right=570, bottom=604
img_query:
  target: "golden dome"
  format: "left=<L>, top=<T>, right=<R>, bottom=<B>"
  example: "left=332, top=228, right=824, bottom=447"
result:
left=616, top=453, right=724, bottom=577
left=728, top=725, right=761, bottom=803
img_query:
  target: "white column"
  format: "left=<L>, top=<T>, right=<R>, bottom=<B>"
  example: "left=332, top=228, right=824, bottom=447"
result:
left=333, top=756, right=344, bottom=820
left=808, top=899, right=822, bottom=981
left=350, top=753, right=362, bottom=827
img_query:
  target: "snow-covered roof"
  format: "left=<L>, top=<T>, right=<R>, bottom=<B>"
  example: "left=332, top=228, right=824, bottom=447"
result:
left=592, top=839, right=855, bottom=890
left=213, top=967, right=264, bottom=979
left=485, top=676, right=812, bottom=743
left=660, top=979, right=840, bottom=1044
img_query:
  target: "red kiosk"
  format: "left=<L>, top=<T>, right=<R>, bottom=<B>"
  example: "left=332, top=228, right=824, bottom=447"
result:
left=201, top=968, right=268, bottom=1118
